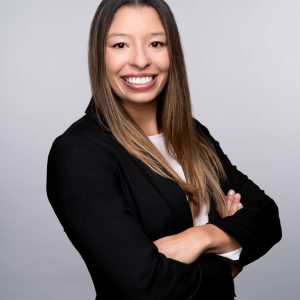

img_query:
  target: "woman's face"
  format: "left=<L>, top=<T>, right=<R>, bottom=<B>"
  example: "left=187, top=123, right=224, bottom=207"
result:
left=105, top=5, right=170, bottom=111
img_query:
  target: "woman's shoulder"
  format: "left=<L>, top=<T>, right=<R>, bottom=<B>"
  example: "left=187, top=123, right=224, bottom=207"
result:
left=192, top=117, right=226, bottom=162
left=48, top=112, right=118, bottom=164
left=192, top=117, right=210, bottom=133
left=53, top=114, right=104, bottom=142
left=192, top=117, right=215, bottom=141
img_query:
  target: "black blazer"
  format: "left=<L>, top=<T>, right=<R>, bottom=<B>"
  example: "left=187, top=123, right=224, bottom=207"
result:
left=46, top=100, right=281, bottom=300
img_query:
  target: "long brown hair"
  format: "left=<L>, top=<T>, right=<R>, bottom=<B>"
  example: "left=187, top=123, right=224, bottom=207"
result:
left=88, top=0, right=227, bottom=218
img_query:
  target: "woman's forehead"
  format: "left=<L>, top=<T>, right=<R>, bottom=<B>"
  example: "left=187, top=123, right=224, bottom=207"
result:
left=108, top=5, right=165, bottom=35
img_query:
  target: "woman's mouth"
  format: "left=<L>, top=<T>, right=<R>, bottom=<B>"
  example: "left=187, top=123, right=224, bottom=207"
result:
left=121, top=75, right=157, bottom=91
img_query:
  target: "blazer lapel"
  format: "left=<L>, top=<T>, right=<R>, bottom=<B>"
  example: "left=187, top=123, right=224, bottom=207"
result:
left=133, top=158, right=194, bottom=232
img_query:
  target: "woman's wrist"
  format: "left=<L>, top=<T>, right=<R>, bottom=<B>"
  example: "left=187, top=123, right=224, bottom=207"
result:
left=194, top=224, right=241, bottom=255
left=188, top=226, right=212, bottom=256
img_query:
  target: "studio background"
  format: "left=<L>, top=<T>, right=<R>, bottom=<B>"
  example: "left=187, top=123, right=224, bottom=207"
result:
left=1, top=0, right=299, bottom=299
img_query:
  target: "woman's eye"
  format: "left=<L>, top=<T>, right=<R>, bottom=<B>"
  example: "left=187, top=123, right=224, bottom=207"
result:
left=112, top=43, right=126, bottom=49
left=151, top=41, right=165, bottom=48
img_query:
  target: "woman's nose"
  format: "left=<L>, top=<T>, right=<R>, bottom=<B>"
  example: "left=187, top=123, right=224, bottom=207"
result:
left=129, top=46, right=151, bottom=69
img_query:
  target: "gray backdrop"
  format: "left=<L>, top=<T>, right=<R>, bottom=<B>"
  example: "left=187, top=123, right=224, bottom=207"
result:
left=1, top=0, right=299, bottom=299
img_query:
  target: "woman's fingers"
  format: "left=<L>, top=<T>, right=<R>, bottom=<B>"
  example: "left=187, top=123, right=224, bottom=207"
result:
left=226, top=190, right=236, bottom=216
left=226, top=190, right=243, bottom=216
left=231, top=194, right=243, bottom=215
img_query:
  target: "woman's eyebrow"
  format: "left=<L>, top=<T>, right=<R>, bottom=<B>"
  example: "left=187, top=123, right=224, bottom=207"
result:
left=150, top=32, right=166, bottom=36
left=108, top=33, right=128, bottom=38
left=108, top=32, right=166, bottom=38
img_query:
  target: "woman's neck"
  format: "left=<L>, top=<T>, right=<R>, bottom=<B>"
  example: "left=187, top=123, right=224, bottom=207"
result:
left=121, top=100, right=161, bottom=136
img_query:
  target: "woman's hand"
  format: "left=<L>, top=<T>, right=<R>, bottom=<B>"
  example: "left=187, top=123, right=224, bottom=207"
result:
left=225, top=189, right=243, bottom=217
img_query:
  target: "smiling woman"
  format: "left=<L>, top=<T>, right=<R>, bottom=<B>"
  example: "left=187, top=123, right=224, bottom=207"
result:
left=46, top=1, right=282, bottom=299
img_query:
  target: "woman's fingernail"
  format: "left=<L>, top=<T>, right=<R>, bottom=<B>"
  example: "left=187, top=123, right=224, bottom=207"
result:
left=234, top=193, right=241, bottom=199
left=228, top=190, right=235, bottom=196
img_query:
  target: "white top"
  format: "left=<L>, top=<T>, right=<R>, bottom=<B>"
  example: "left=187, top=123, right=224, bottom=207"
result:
left=148, top=132, right=241, bottom=261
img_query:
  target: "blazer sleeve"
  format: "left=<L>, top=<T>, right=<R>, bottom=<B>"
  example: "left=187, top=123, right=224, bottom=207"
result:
left=194, top=119, right=282, bottom=267
left=46, top=133, right=235, bottom=300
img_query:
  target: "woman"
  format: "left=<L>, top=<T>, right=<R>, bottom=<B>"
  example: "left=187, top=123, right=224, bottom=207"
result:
left=46, top=0, right=282, bottom=299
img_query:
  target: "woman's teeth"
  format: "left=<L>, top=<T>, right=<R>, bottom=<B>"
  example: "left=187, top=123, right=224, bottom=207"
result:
left=124, top=76, right=154, bottom=85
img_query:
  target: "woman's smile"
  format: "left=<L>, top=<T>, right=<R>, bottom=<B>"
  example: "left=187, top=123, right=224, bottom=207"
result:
left=121, top=73, right=158, bottom=91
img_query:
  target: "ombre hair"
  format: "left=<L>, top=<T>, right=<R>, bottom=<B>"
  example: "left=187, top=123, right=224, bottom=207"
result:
left=88, top=0, right=227, bottom=218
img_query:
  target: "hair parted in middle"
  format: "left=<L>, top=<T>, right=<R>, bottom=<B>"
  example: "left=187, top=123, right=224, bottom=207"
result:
left=88, top=0, right=228, bottom=218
